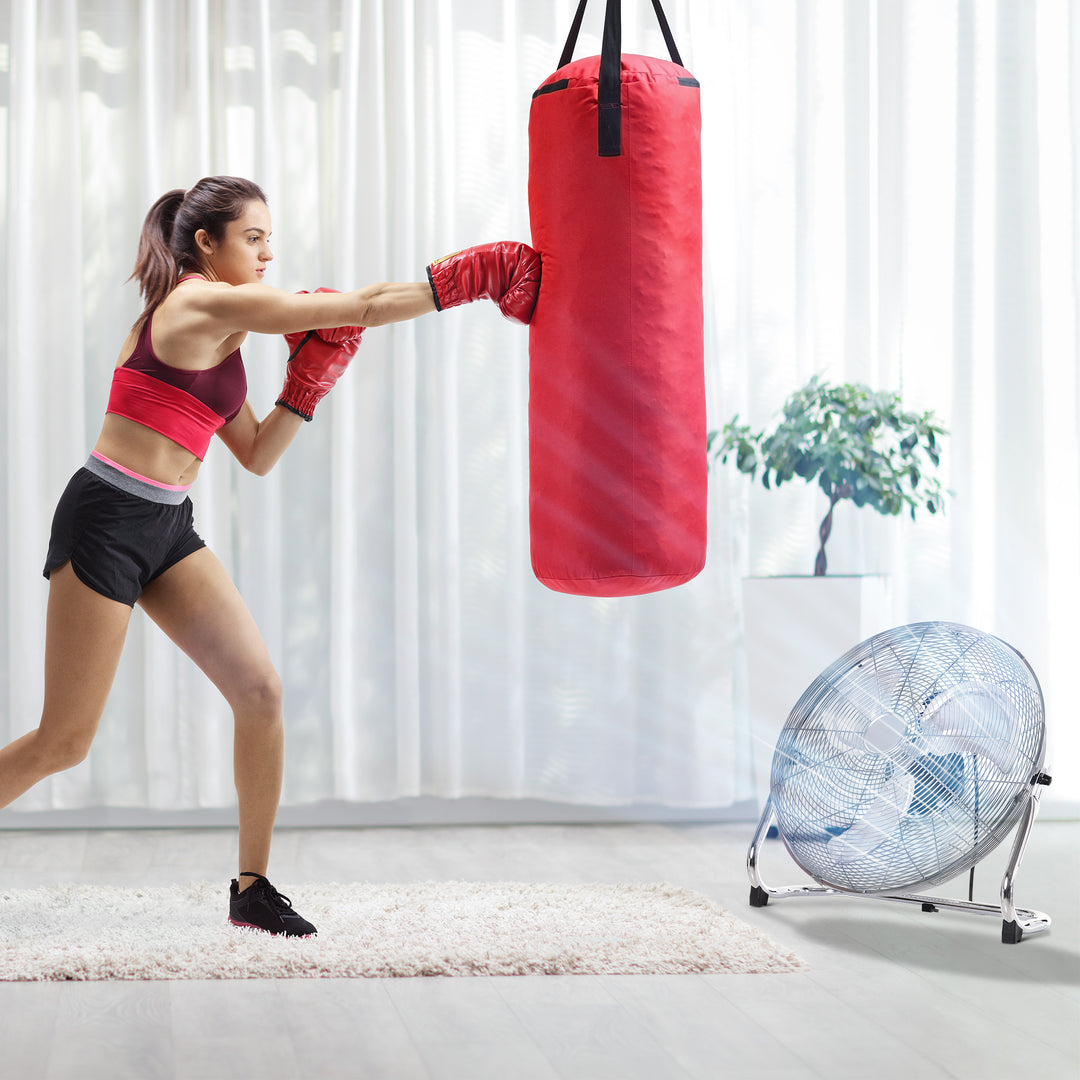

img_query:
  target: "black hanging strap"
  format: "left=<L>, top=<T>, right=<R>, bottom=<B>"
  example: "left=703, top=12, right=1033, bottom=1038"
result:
left=558, top=0, right=683, bottom=69
left=558, top=0, right=590, bottom=69
left=556, top=0, right=687, bottom=157
left=649, top=0, right=683, bottom=67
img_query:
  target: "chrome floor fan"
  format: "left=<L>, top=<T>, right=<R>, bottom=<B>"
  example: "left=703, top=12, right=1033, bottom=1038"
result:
left=747, top=622, right=1052, bottom=943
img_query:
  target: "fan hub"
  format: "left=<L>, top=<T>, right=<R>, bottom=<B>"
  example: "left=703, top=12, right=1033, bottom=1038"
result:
left=863, top=713, right=907, bottom=755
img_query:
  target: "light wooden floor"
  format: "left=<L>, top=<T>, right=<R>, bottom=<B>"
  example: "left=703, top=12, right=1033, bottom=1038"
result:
left=0, top=821, right=1077, bottom=1080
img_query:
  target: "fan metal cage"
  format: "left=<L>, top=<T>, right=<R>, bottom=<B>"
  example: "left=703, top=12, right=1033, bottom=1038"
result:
left=771, top=622, right=1044, bottom=894
left=748, top=621, right=1051, bottom=943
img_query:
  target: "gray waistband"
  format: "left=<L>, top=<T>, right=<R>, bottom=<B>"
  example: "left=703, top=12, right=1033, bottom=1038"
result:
left=83, top=454, right=191, bottom=505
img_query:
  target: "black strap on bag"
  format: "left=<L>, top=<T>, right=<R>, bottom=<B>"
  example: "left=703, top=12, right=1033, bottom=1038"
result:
left=557, top=0, right=685, bottom=158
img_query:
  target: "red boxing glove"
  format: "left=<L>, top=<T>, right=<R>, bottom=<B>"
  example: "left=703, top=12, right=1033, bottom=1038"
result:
left=276, top=288, right=365, bottom=421
left=277, top=332, right=359, bottom=421
left=426, top=241, right=541, bottom=324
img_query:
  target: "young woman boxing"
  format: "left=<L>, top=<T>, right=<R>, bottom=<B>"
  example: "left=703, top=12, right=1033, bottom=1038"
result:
left=0, top=175, right=540, bottom=936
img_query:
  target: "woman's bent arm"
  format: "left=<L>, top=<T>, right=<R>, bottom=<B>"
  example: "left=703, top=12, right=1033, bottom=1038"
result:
left=216, top=402, right=304, bottom=476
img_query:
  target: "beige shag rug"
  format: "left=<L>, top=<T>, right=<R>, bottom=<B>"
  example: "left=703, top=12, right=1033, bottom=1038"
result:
left=0, top=880, right=805, bottom=981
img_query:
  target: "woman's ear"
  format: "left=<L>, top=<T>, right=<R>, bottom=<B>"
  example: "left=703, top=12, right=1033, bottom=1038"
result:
left=195, top=229, right=214, bottom=256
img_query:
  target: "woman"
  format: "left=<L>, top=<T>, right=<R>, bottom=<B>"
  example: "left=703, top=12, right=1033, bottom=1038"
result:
left=0, top=176, right=540, bottom=936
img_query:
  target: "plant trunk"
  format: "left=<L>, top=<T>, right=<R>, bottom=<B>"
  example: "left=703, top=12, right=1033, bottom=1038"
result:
left=815, top=492, right=842, bottom=576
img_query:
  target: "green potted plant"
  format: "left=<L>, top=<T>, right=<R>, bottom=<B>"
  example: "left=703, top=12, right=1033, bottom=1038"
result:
left=709, top=375, right=949, bottom=575
left=709, top=375, right=950, bottom=810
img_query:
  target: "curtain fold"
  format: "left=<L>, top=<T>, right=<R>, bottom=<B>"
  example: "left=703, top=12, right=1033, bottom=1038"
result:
left=0, top=1, right=1075, bottom=816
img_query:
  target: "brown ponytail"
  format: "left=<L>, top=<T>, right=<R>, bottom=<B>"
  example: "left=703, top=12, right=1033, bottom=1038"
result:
left=130, top=188, right=185, bottom=324
left=129, top=176, right=268, bottom=330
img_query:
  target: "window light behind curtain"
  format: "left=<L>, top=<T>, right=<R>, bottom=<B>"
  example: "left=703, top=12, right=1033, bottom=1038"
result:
left=0, top=1, right=1075, bottom=818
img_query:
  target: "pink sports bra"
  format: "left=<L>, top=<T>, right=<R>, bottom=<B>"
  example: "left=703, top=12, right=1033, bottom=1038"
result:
left=106, top=304, right=248, bottom=460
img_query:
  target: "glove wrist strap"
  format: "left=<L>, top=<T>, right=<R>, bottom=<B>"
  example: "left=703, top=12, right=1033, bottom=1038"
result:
left=276, top=396, right=315, bottom=421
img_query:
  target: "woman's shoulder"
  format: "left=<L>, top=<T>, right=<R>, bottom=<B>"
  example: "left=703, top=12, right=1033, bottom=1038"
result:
left=159, top=278, right=236, bottom=323
left=171, top=276, right=232, bottom=299
left=148, top=282, right=251, bottom=364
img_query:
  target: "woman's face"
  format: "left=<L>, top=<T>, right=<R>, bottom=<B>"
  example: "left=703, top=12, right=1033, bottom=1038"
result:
left=197, top=200, right=274, bottom=285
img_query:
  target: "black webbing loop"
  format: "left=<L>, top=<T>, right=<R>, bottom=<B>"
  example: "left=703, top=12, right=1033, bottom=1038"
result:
left=555, top=0, right=686, bottom=157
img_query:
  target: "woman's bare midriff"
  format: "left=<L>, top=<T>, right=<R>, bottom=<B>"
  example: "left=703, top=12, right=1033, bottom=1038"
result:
left=93, top=414, right=204, bottom=487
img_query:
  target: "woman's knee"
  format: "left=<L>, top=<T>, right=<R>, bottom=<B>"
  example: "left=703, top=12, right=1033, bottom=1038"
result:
left=32, top=725, right=95, bottom=774
left=230, top=666, right=284, bottom=718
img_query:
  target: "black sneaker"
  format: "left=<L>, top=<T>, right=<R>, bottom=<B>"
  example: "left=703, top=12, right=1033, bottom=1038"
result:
left=229, top=873, right=317, bottom=937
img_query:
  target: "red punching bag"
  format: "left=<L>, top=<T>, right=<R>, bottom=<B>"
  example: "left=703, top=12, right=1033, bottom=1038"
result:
left=528, top=0, right=706, bottom=597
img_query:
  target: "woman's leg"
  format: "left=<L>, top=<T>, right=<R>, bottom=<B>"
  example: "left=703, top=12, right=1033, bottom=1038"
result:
left=0, top=562, right=132, bottom=808
left=137, top=547, right=284, bottom=886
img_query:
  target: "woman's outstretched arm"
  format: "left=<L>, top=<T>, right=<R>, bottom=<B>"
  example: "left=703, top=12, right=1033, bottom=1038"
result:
left=182, top=241, right=540, bottom=335
left=180, top=279, right=435, bottom=336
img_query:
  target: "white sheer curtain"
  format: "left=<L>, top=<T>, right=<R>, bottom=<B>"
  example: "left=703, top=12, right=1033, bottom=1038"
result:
left=707, top=0, right=1079, bottom=810
left=0, top=1, right=1075, bottom=819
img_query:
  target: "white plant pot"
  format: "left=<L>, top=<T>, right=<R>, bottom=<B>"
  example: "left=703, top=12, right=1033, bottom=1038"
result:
left=743, top=574, right=893, bottom=811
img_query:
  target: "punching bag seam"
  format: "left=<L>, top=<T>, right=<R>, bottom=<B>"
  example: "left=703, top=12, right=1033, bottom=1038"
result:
left=535, top=67, right=693, bottom=98
left=537, top=568, right=703, bottom=587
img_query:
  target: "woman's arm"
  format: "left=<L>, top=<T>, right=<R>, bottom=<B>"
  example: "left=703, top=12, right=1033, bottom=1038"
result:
left=184, top=241, right=539, bottom=336
left=201, top=243, right=541, bottom=475
left=186, top=280, right=436, bottom=336
left=215, top=401, right=305, bottom=476
left=203, top=282, right=434, bottom=472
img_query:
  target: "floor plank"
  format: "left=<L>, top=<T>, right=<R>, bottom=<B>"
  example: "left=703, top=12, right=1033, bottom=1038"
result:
left=599, top=973, right=816, bottom=1080
left=493, top=974, right=694, bottom=1080
left=49, top=980, right=172, bottom=1080
left=279, top=978, right=430, bottom=1080
left=0, top=981, right=60, bottom=1077
left=170, top=979, right=301, bottom=1080
left=386, top=975, right=560, bottom=1079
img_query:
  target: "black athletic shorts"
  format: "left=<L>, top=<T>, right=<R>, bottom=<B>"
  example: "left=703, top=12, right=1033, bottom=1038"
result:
left=43, top=455, right=206, bottom=607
